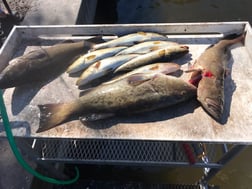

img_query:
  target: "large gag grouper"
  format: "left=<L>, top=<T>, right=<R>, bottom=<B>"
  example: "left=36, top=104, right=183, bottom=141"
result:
left=0, top=40, right=95, bottom=88
left=189, top=33, right=244, bottom=121
left=37, top=73, right=197, bottom=132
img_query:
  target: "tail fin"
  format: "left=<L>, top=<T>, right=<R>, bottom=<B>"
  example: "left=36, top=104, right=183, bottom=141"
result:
left=222, top=33, right=245, bottom=45
left=36, top=103, right=74, bottom=133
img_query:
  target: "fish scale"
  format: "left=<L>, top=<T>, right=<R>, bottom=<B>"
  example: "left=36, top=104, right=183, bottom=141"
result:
left=189, top=33, right=244, bottom=121
left=37, top=73, right=197, bottom=132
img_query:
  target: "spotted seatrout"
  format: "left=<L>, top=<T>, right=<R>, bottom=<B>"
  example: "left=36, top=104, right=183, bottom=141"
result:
left=92, top=31, right=169, bottom=50
left=114, top=45, right=189, bottom=73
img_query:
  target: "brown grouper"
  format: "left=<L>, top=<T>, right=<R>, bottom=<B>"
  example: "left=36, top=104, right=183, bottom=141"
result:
left=0, top=40, right=94, bottom=88
left=189, top=33, right=244, bottom=121
left=37, top=72, right=197, bottom=132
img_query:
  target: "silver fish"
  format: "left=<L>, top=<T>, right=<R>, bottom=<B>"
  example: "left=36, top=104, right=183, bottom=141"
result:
left=114, top=45, right=189, bottom=73
left=37, top=73, right=197, bottom=132
left=104, top=62, right=181, bottom=84
left=116, top=40, right=179, bottom=55
left=66, top=46, right=127, bottom=74
left=93, top=31, right=169, bottom=50
left=76, top=54, right=138, bottom=87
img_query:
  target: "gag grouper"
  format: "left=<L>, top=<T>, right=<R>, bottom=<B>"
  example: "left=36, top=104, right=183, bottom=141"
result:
left=37, top=73, right=197, bottom=132
left=189, top=33, right=244, bottom=121
left=0, top=40, right=94, bottom=88
left=92, top=31, right=169, bottom=50
left=114, top=45, right=189, bottom=73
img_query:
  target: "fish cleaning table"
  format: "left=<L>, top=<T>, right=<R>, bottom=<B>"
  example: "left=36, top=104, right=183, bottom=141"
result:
left=0, top=22, right=252, bottom=184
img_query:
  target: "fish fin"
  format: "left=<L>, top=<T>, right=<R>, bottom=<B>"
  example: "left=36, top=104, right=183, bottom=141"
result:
left=137, top=31, right=147, bottom=36
left=222, top=33, right=243, bottom=40
left=79, top=87, right=95, bottom=97
left=127, top=73, right=154, bottom=86
left=205, top=44, right=214, bottom=50
left=59, top=39, right=75, bottom=43
left=224, top=68, right=231, bottom=78
left=36, top=103, right=74, bottom=133
left=79, top=113, right=115, bottom=122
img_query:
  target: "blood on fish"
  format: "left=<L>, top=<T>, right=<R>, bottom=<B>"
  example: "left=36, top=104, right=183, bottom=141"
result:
left=87, top=54, right=96, bottom=60
left=189, top=74, right=202, bottom=87
left=94, top=61, right=101, bottom=69
left=203, top=71, right=214, bottom=78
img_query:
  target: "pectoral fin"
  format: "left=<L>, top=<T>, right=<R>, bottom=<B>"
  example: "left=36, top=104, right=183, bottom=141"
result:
left=127, top=73, right=161, bottom=86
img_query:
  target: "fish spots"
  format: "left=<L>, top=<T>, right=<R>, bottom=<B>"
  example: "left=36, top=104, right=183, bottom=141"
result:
left=150, top=65, right=159, bottom=71
left=158, top=49, right=166, bottom=56
left=94, top=61, right=101, bottom=69
left=138, top=31, right=147, bottom=36
left=87, top=55, right=96, bottom=60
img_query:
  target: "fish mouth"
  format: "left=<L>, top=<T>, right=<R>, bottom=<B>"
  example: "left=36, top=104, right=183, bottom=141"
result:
left=199, top=97, right=223, bottom=121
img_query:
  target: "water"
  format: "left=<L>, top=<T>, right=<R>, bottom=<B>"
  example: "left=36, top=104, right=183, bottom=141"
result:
left=93, top=0, right=252, bottom=188
left=95, top=0, right=252, bottom=24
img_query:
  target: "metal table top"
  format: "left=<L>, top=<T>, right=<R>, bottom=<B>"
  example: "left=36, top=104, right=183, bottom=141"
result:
left=0, top=22, right=252, bottom=143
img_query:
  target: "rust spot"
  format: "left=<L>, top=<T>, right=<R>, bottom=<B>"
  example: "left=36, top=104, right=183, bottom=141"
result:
left=153, top=41, right=161, bottom=44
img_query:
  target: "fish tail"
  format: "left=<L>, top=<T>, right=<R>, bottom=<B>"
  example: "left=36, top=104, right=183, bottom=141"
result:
left=37, top=103, right=75, bottom=133
left=222, top=33, right=245, bottom=45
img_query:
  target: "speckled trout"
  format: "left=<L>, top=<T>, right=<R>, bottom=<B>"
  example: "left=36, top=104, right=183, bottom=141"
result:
left=67, top=46, right=127, bottom=74
left=37, top=73, right=197, bottom=132
left=92, top=32, right=169, bottom=50
left=76, top=54, right=138, bottom=87
left=114, top=45, right=189, bottom=73
left=189, top=33, right=244, bottom=121
left=116, top=40, right=179, bottom=55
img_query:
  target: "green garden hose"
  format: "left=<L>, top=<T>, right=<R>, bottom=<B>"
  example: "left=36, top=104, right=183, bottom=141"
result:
left=0, top=90, right=79, bottom=185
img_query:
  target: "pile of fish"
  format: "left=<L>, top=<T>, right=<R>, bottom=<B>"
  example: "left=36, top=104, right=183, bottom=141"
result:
left=0, top=31, right=244, bottom=133
left=66, top=32, right=189, bottom=88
